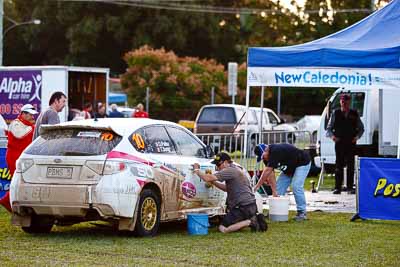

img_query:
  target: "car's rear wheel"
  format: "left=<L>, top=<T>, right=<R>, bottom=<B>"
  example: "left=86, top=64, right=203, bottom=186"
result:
left=22, top=215, right=53, bottom=234
left=134, top=189, right=160, bottom=237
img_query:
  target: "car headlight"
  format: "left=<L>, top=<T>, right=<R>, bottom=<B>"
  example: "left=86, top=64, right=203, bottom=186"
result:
left=17, top=159, right=34, bottom=173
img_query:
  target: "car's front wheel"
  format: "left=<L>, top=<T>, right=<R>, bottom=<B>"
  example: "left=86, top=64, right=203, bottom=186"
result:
left=21, top=215, right=53, bottom=234
left=134, top=189, right=160, bottom=237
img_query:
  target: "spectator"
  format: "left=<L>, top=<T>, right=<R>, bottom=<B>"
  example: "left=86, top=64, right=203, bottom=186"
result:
left=33, top=91, right=67, bottom=140
left=254, top=143, right=311, bottom=221
left=326, top=93, right=364, bottom=194
left=132, top=103, right=149, bottom=118
left=82, top=102, right=93, bottom=119
left=1, top=104, right=37, bottom=212
left=95, top=103, right=108, bottom=118
left=193, top=152, right=267, bottom=233
left=108, top=104, right=124, bottom=118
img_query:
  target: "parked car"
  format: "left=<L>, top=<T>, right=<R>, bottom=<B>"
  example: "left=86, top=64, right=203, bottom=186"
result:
left=10, top=118, right=225, bottom=237
left=194, top=104, right=296, bottom=154
left=294, top=115, right=321, bottom=144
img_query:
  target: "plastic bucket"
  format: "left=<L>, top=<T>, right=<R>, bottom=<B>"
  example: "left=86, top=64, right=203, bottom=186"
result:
left=187, top=213, right=209, bottom=235
left=255, top=192, right=264, bottom=213
left=268, top=197, right=289, bottom=222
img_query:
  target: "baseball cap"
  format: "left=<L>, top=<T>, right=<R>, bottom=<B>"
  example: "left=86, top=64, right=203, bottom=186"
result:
left=254, top=143, right=268, bottom=162
left=211, top=152, right=231, bottom=166
left=340, top=94, right=351, bottom=101
left=20, top=104, right=38, bottom=115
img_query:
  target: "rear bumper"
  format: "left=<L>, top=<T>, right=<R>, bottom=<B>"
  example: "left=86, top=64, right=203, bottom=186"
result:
left=11, top=183, right=116, bottom=218
left=10, top=172, right=140, bottom=220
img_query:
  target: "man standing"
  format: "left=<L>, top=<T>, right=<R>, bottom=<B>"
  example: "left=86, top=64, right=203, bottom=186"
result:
left=326, top=93, right=364, bottom=194
left=254, top=143, right=311, bottom=221
left=193, top=152, right=267, bottom=233
left=1, top=104, right=37, bottom=212
left=33, top=91, right=67, bottom=140
left=132, top=103, right=149, bottom=118
left=108, top=104, right=124, bottom=118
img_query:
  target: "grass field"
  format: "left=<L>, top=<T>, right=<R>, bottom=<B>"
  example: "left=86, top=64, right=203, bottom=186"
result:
left=1, top=203, right=399, bottom=266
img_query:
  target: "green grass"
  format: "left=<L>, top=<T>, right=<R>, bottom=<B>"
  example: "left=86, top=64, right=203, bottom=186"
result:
left=0, top=207, right=399, bottom=266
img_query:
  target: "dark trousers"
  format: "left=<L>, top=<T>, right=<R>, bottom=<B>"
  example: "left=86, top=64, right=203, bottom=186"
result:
left=335, top=141, right=356, bottom=191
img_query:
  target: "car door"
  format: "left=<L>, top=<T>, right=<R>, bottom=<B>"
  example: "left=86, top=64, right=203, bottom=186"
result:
left=130, top=125, right=181, bottom=219
left=165, top=125, right=225, bottom=210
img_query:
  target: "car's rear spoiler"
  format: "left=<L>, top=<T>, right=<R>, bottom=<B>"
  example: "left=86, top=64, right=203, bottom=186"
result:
left=39, top=124, right=122, bottom=136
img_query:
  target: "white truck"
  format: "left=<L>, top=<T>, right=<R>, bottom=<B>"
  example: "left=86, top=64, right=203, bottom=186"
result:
left=0, top=66, right=110, bottom=124
left=315, top=88, right=400, bottom=168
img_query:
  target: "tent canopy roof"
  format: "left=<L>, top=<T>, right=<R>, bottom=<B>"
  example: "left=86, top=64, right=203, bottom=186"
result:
left=248, top=0, right=400, bottom=68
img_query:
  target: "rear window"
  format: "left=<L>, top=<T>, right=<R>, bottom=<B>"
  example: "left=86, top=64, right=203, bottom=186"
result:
left=197, top=107, right=236, bottom=124
left=25, top=128, right=122, bottom=156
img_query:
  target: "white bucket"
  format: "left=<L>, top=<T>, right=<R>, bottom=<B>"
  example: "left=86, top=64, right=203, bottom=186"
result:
left=268, top=197, right=289, bottom=221
left=255, top=192, right=263, bottom=213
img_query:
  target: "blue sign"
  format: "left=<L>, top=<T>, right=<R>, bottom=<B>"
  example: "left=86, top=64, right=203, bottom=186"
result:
left=359, top=158, right=400, bottom=221
left=0, top=147, right=11, bottom=199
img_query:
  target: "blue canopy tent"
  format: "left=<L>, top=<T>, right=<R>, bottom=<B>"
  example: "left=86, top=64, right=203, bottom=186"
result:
left=108, top=92, right=128, bottom=106
left=244, top=0, right=400, bottom=157
left=248, top=0, right=400, bottom=69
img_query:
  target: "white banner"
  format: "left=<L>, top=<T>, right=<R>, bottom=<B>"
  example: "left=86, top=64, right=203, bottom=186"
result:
left=247, top=67, right=400, bottom=89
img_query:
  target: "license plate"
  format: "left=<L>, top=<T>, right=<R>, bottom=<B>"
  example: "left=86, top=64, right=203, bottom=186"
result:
left=46, top=167, right=73, bottom=179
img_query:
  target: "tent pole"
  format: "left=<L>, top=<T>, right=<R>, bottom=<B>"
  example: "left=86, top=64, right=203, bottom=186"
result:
left=244, top=85, right=250, bottom=162
left=260, top=86, right=264, bottom=144
left=277, top=86, right=281, bottom=116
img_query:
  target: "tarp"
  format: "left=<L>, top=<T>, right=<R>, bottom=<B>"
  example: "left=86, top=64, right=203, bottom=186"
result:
left=358, top=157, right=400, bottom=220
left=108, top=93, right=127, bottom=104
left=248, top=0, right=400, bottom=69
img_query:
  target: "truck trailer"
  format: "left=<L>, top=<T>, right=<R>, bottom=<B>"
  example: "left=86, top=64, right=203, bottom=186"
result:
left=0, top=66, right=110, bottom=124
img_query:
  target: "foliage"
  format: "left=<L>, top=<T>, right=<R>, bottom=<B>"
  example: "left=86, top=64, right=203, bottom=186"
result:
left=1, top=207, right=399, bottom=266
left=121, top=46, right=228, bottom=121
left=4, top=0, right=385, bottom=119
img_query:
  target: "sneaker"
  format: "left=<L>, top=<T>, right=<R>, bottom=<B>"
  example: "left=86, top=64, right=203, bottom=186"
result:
left=347, top=189, right=356, bottom=194
left=256, top=213, right=268, bottom=232
left=332, top=189, right=341, bottom=194
left=294, top=212, right=307, bottom=222
left=249, top=215, right=260, bottom=232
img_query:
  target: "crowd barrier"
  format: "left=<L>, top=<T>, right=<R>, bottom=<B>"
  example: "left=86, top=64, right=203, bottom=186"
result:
left=195, top=130, right=314, bottom=171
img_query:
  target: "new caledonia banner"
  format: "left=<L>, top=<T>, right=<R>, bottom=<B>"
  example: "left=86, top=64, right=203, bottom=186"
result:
left=247, top=67, right=400, bottom=89
left=359, top=158, right=400, bottom=221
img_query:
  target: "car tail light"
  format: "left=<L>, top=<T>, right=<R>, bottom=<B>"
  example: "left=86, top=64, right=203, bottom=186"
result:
left=17, top=159, right=34, bottom=173
left=86, top=160, right=126, bottom=175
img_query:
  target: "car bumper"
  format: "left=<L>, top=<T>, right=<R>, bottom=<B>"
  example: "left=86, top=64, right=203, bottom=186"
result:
left=10, top=172, right=140, bottom=220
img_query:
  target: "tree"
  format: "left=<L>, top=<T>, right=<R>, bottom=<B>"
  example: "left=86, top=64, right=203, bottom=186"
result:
left=121, top=45, right=228, bottom=121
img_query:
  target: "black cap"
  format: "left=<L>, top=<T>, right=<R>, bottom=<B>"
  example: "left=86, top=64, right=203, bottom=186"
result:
left=211, top=152, right=231, bottom=165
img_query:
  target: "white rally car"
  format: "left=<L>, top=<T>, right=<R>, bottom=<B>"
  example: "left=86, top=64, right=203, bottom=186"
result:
left=10, top=118, right=226, bottom=236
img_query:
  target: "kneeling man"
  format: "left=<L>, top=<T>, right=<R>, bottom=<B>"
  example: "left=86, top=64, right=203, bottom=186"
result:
left=193, top=152, right=267, bottom=233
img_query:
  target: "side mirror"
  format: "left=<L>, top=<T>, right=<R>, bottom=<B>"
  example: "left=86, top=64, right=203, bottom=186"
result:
left=205, top=145, right=214, bottom=158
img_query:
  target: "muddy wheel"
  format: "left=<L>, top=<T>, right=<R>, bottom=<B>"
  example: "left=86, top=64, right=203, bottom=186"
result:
left=134, top=189, right=160, bottom=237
left=22, top=215, right=53, bottom=234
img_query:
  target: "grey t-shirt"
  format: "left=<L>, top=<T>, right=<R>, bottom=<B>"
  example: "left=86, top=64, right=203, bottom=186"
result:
left=33, top=108, right=60, bottom=140
left=215, top=163, right=255, bottom=209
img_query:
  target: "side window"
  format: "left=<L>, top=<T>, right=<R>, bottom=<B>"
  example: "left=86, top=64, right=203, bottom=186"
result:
left=129, top=126, right=176, bottom=154
left=166, top=126, right=206, bottom=157
left=267, top=112, right=279, bottom=125
left=351, top=92, right=365, bottom=116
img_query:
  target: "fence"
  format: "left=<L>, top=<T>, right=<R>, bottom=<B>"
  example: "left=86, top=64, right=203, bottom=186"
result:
left=195, top=130, right=314, bottom=171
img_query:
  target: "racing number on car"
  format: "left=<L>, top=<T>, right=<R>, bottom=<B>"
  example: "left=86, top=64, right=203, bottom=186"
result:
left=132, top=134, right=145, bottom=149
left=101, top=132, right=114, bottom=141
